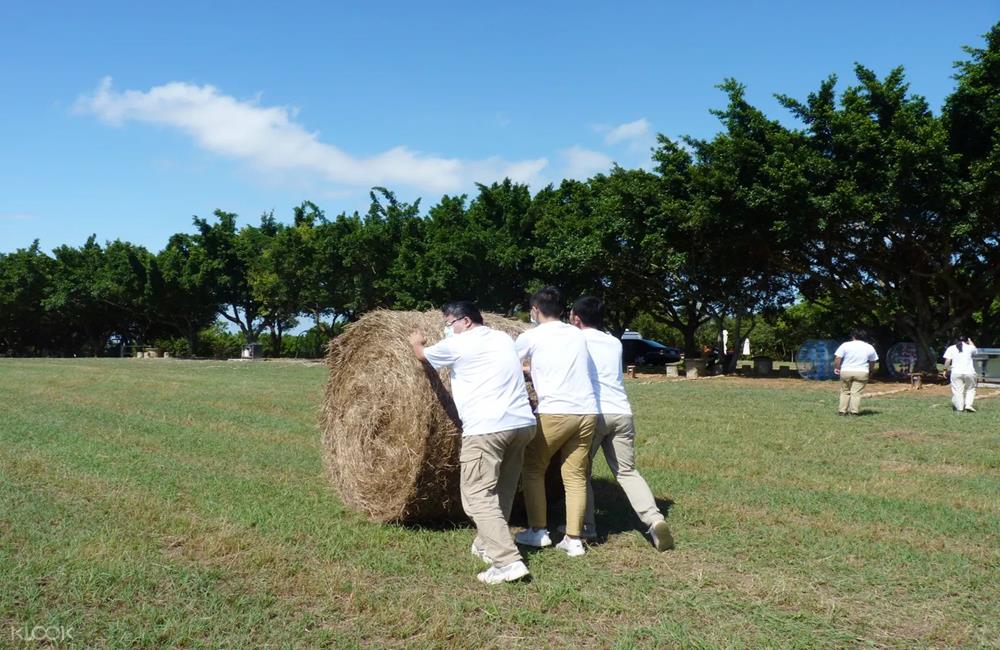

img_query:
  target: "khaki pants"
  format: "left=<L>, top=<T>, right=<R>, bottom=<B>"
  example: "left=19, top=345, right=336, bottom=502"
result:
left=521, top=414, right=597, bottom=537
left=838, top=371, right=869, bottom=414
left=460, top=425, right=536, bottom=568
left=585, top=414, right=664, bottom=529
left=950, top=373, right=977, bottom=411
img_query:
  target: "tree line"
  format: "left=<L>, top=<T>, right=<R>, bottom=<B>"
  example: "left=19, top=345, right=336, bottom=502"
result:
left=2, top=25, right=999, bottom=369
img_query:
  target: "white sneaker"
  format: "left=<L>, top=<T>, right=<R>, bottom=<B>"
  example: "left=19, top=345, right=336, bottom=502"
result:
left=556, top=523, right=598, bottom=540
left=555, top=536, right=586, bottom=557
left=470, top=543, right=492, bottom=564
left=649, top=520, right=675, bottom=551
left=477, top=560, right=530, bottom=584
left=514, top=528, right=552, bottom=547
left=965, top=406, right=977, bottom=412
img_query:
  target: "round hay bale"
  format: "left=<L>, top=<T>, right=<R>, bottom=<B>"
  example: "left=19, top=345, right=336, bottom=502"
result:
left=321, top=309, right=530, bottom=524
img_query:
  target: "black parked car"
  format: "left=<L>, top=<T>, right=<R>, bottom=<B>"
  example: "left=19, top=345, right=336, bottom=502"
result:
left=621, top=337, right=682, bottom=365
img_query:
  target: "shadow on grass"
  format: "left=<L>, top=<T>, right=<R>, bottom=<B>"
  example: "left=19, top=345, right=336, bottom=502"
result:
left=395, top=478, right=676, bottom=547
left=507, top=477, right=675, bottom=545
left=394, top=519, right=468, bottom=533
left=841, top=409, right=881, bottom=417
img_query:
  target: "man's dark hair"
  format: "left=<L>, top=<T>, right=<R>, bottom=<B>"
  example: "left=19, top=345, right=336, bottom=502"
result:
left=530, top=286, right=564, bottom=318
left=572, top=296, right=603, bottom=328
left=441, top=300, right=484, bottom=325
left=850, top=329, right=867, bottom=341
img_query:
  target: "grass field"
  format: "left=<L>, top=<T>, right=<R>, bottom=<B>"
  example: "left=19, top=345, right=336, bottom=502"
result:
left=2, top=359, right=998, bottom=649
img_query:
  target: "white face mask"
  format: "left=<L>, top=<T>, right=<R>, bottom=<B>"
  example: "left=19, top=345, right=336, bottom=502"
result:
left=442, top=325, right=454, bottom=338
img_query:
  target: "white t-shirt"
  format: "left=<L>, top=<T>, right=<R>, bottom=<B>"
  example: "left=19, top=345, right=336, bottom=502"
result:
left=423, top=326, right=537, bottom=437
left=581, top=328, right=632, bottom=416
left=944, top=343, right=977, bottom=376
left=834, top=339, right=879, bottom=373
left=514, top=321, right=598, bottom=415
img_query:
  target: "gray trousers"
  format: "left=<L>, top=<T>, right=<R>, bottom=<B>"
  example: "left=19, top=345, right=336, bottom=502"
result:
left=584, top=414, right=664, bottom=529
left=460, top=425, right=536, bottom=567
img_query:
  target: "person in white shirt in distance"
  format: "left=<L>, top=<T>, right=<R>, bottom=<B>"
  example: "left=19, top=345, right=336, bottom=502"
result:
left=943, top=336, right=978, bottom=413
left=832, top=330, right=879, bottom=416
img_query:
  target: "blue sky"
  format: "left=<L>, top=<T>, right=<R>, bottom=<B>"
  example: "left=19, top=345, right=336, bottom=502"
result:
left=1, top=1, right=997, bottom=254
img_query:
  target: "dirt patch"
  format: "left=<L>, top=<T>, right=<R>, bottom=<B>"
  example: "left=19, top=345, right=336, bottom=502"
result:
left=903, top=383, right=953, bottom=397
left=878, top=430, right=926, bottom=441
left=625, top=374, right=991, bottom=405
left=880, top=459, right=972, bottom=477
left=626, top=374, right=837, bottom=391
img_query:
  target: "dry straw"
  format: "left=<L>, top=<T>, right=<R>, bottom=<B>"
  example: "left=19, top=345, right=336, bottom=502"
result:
left=321, top=309, right=529, bottom=524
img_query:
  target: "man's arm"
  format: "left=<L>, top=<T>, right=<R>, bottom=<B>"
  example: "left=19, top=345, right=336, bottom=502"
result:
left=514, top=331, right=532, bottom=361
left=409, top=330, right=427, bottom=362
left=833, top=355, right=842, bottom=375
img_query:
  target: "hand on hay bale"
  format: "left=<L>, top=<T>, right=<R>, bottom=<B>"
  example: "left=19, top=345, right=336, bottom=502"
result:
left=321, top=309, right=530, bottom=524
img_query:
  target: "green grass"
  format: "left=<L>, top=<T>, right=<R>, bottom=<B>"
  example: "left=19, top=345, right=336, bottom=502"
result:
left=1, top=359, right=998, bottom=649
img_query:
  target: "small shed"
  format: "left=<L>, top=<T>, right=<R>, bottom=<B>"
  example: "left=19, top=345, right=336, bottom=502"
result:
left=241, top=343, right=263, bottom=359
left=973, top=348, right=1000, bottom=383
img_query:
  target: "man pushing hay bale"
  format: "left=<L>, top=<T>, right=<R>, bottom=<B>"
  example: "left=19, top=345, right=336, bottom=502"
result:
left=320, top=309, right=529, bottom=524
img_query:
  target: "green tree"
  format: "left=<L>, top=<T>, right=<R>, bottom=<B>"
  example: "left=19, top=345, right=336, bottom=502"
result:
left=683, top=80, right=798, bottom=368
left=419, top=193, right=482, bottom=305
left=278, top=201, right=352, bottom=338
left=191, top=210, right=269, bottom=346
left=250, top=217, right=300, bottom=356
left=648, top=136, right=720, bottom=357
left=0, top=242, right=53, bottom=354
left=333, top=188, right=427, bottom=316
left=944, top=22, right=1000, bottom=344
left=154, top=233, right=222, bottom=355
left=533, top=169, right=663, bottom=334
left=778, top=66, right=971, bottom=370
left=469, top=180, right=538, bottom=314
left=42, top=237, right=154, bottom=355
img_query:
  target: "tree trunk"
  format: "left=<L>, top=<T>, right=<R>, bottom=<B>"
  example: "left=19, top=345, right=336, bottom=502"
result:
left=912, top=329, right=939, bottom=374
left=681, top=323, right=700, bottom=359
left=726, top=314, right=743, bottom=374
left=268, top=322, right=284, bottom=358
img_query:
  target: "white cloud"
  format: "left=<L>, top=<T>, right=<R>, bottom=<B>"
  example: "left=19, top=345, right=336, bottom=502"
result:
left=561, top=146, right=613, bottom=180
left=485, top=157, right=550, bottom=185
left=603, top=118, right=651, bottom=146
left=76, top=77, right=548, bottom=194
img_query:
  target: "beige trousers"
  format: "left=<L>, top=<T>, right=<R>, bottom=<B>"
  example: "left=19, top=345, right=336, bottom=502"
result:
left=521, top=414, right=597, bottom=536
left=838, top=371, right=869, bottom=414
left=585, top=414, right=664, bottom=529
left=460, top=425, right=536, bottom=568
